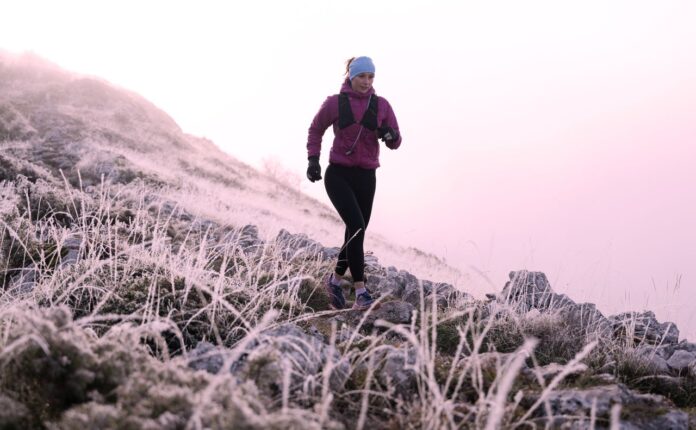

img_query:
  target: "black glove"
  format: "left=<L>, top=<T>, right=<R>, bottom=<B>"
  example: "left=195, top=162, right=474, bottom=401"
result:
left=378, top=126, right=400, bottom=144
left=306, top=156, right=322, bottom=182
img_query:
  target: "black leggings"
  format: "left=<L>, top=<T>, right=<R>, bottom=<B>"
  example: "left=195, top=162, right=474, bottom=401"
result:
left=324, top=164, right=376, bottom=282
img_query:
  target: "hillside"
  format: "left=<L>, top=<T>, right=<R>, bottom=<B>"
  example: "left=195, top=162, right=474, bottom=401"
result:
left=1, top=52, right=695, bottom=429
left=0, top=51, right=462, bottom=286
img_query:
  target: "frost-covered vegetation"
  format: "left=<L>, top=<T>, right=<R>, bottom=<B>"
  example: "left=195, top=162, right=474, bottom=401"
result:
left=1, top=51, right=695, bottom=429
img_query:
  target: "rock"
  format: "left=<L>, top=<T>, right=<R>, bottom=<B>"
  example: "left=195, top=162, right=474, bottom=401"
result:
left=340, top=301, right=415, bottom=331
left=233, top=224, right=263, bottom=252
left=402, top=279, right=459, bottom=309
left=59, top=233, right=82, bottom=267
left=499, top=270, right=574, bottom=312
left=609, top=311, right=680, bottom=346
left=496, top=270, right=610, bottom=348
left=187, top=341, right=225, bottom=374
left=500, top=270, right=553, bottom=305
left=674, top=340, right=696, bottom=353
left=666, top=350, right=696, bottom=373
left=624, top=411, right=690, bottom=430
left=375, top=346, right=418, bottom=399
left=380, top=269, right=419, bottom=301
left=235, top=324, right=350, bottom=395
left=369, top=269, right=464, bottom=309
left=525, top=384, right=689, bottom=429
left=364, top=251, right=380, bottom=272
left=322, top=246, right=340, bottom=262
left=635, top=344, right=675, bottom=360
left=634, top=346, right=671, bottom=374
left=372, top=301, right=414, bottom=325
left=375, top=275, right=405, bottom=299
left=275, top=229, right=324, bottom=260
left=559, top=302, right=612, bottom=336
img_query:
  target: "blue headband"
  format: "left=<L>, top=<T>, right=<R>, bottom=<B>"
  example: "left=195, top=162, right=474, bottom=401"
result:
left=349, top=56, right=375, bottom=80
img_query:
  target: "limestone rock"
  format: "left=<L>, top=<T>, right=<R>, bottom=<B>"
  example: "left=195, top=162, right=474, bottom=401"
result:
left=235, top=324, right=350, bottom=395
left=609, top=310, right=680, bottom=346
left=674, top=340, right=696, bottom=353
left=525, top=384, right=689, bottom=429
left=59, top=233, right=82, bottom=267
left=666, top=350, right=696, bottom=373
left=275, top=229, right=324, bottom=261
left=187, top=341, right=225, bottom=374
left=634, top=346, right=671, bottom=374
left=499, top=270, right=612, bottom=336
left=500, top=270, right=576, bottom=312
left=232, top=224, right=263, bottom=254
left=500, top=270, right=556, bottom=308
left=375, top=346, right=418, bottom=399
left=339, top=301, right=414, bottom=331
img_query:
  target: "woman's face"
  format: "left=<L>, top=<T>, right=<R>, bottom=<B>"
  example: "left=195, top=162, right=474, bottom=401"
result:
left=351, top=73, right=375, bottom=93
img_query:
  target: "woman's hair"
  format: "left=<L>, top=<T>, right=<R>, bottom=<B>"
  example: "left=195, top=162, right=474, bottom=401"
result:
left=344, top=57, right=356, bottom=77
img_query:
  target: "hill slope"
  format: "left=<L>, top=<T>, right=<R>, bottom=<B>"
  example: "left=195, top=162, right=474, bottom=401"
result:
left=0, top=51, right=462, bottom=285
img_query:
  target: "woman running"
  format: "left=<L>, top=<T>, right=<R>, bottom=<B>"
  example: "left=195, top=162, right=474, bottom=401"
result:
left=306, top=56, right=402, bottom=310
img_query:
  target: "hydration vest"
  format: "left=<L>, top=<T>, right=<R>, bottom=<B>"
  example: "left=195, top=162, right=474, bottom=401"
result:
left=337, top=93, right=379, bottom=130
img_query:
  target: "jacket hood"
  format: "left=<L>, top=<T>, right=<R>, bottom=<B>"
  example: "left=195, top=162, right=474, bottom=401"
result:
left=340, top=79, right=376, bottom=98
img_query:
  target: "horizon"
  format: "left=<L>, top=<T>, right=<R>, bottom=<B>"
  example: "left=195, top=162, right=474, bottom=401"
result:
left=2, top=0, right=694, bottom=339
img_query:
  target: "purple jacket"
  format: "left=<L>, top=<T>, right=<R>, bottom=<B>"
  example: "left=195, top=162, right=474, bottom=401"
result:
left=307, top=80, right=402, bottom=169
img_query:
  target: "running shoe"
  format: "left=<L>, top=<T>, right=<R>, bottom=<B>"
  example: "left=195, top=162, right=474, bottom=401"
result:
left=324, top=274, right=346, bottom=310
left=352, top=290, right=379, bottom=311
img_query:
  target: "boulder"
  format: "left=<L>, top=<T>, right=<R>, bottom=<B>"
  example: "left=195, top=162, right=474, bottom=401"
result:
left=674, top=340, right=696, bottom=353
left=609, top=310, right=680, bottom=346
left=498, top=270, right=611, bottom=336
left=666, top=350, right=696, bottom=373
left=374, top=346, right=418, bottom=399
left=231, top=224, right=263, bottom=255
left=500, top=270, right=555, bottom=308
left=524, top=384, right=689, bottom=429
left=187, top=341, right=225, bottom=374
left=558, top=301, right=612, bottom=336
left=499, top=270, right=575, bottom=312
left=59, top=233, right=82, bottom=267
left=339, top=301, right=415, bottom=331
left=235, top=324, right=350, bottom=396
left=633, top=346, right=671, bottom=374
left=187, top=324, right=350, bottom=396
left=275, top=229, right=324, bottom=261
left=374, top=275, right=405, bottom=299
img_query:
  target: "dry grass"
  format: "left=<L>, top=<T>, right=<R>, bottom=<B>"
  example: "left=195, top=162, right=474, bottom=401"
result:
left=1, top=174, right=693, bottom=429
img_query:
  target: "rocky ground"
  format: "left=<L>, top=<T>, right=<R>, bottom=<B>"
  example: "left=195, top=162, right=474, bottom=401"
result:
left=0, top=175, right=694, bottom=428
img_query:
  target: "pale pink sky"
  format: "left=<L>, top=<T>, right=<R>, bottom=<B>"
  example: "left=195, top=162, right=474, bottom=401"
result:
left=2, top=0, right=695, bottom=338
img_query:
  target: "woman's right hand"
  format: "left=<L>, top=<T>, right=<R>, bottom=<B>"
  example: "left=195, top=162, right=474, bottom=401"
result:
left=307, top=156, right=322, bottom=182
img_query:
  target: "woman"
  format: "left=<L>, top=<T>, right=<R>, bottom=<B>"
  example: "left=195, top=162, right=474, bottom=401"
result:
left=306, top=56, right=402, bottom=310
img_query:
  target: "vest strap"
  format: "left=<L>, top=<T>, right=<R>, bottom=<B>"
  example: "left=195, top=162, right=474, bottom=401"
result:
left=338, top=93, right=379, bottom=130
